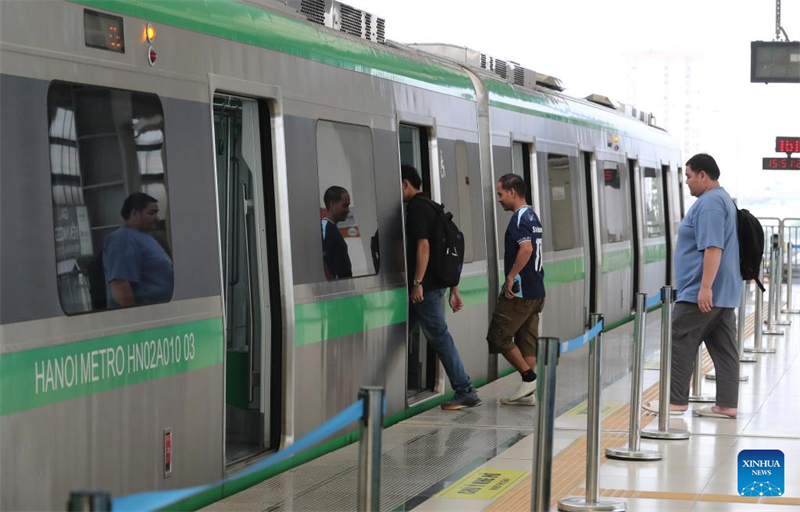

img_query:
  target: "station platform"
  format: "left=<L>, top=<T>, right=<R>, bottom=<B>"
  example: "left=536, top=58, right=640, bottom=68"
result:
left=203, top=288, right=800, bottom=512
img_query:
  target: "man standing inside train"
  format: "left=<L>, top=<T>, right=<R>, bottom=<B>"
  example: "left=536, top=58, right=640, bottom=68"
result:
left=104, top=192, right=174, bottom=309
left=668, top=153, right=741, bottom=419
left=487, top=173, right=545, bottom=406
left=321, top=185, right=353, bottom=280
left=402, top=165, right=482, bottom=410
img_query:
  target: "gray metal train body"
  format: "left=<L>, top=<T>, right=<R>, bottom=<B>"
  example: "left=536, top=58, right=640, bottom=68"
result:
left=0, top=0, right=683, bottom=509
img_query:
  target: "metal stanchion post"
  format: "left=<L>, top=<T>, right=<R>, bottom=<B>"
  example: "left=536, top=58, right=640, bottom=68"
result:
left=642, top=286, right=689, bottom=440
left=783, top=240, right=799, bottom=314
left=764, top=237, right=785, bottom=336
left=746, top=264, right=776, bottom=354
left=559, top=315, right=626, bottom=512
left=738, top=281, right=757, bottom=363
left=606, top=293, right=662, bottom=461
left=531, top=337, right=559, bottom=512
left=774, top=239, right=790, bottom=326
left=688, top=346, right=715, bottom=402
left=67, top=491, right=111, bottom=512
left=357, top=386, right=384, bottom=512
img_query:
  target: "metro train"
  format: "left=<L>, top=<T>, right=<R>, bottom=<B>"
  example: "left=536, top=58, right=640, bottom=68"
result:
left=0, top=0, right=684, bottom=509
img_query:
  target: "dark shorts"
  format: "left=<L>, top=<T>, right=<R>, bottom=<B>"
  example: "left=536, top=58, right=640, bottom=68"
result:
left=487, top=297, right=545, bottom=357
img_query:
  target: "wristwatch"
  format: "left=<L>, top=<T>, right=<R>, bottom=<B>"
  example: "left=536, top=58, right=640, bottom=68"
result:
left=413, top=279, right=423, bottom=287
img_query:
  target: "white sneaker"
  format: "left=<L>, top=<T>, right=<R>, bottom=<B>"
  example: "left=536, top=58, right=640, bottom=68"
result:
left=501, top=394, right=537, bottom=406
left=503, top=380, right=536, bottom=402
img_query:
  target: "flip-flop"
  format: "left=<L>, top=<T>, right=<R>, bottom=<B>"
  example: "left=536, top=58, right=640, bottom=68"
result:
left=695, top=406, right=736, bottom=419
left=642, top=400, right=684, bottom=415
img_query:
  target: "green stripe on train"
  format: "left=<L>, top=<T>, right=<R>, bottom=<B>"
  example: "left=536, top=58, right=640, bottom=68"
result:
left=644, top=243, right=667, bottom=264
left=602, top=248, right=632, bottom=273
left=0, top=318, right=223, bottom=416
left=71, top=0, right=475, bottom=100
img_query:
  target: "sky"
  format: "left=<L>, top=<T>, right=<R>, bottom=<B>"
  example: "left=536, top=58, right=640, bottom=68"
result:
left=353, top=0, right=800, bottom=218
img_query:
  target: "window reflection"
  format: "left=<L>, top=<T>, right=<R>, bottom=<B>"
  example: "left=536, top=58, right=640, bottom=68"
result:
left=598, top=162, right=631, bottom=243
left=642, top=167, right=664, bottom=238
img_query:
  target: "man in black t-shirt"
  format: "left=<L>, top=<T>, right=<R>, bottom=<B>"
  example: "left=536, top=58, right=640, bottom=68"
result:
left=321, top=186, right=353, bottom=280
left=402, top=165, right=481, bottom=410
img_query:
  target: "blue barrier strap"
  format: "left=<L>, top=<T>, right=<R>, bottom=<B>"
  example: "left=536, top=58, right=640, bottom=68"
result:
left=113, top=398, right=365, bottom=512
left=646, top=294, right=662, bottom=310
left=559, top=319, right=604, bottom=355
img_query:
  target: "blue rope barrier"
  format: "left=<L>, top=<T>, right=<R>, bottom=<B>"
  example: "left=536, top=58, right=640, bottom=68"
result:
left=646, top=293, right=662, bottom=310
left=559, top=319, right=604, bottom=355
left=113, top=398, right=366, bottom=512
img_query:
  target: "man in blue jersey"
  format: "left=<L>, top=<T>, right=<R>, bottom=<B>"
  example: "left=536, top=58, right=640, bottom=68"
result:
left=488, top=174, right=546, bottom=406
left=321, top=186, right=353, bottom=280
left=667, top=154, right=742, bottom=419
left=104, top=193, right=174, bottom=309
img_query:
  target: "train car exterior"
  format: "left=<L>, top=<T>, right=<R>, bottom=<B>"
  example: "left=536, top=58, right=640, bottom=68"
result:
left=0, top=0, right=682, bottom=509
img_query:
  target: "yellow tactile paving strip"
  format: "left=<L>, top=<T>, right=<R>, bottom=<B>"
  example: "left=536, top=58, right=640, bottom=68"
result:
left=484, top=304, right=792, bottom=511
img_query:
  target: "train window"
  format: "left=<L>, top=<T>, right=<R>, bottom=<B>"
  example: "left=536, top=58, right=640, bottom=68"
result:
left=598, top=162, right=631, bottom=243
left=47, top=82, right=173, bottom=315
left=455, top=140, right=474, bottom=263
left=512, top=142, right=534, bottom=205
left=399, top=124, right=431, bottom=191
left=547, top=153, right=576, bottom=251
left=316, top=120, right=379, bottom=280
left=642, top=167, right=665, bottom=238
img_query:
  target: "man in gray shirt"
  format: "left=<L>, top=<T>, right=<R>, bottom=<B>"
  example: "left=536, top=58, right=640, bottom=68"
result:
left=667, top=154, right=742, bottom=419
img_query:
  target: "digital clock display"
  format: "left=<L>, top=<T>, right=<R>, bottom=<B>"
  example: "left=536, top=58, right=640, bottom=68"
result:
left=762, top=157, right=800, bottom=170
left=84, top=10, right=124, bottom=53
left=775, top=137, right=800, bottom=154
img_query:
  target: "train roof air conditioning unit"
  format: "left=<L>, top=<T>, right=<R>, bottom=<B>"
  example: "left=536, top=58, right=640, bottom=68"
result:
left=407, top=44, right=564, bottom=91
left=286, top=0, right=385, bottom=43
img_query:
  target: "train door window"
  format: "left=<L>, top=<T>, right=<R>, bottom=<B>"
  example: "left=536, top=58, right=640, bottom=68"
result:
left=512, top=142, right=534, bottom=204
left=455, top=140, right=474, bottom=263
left=547, top=153, right=576, bottom=251
left=47, top=82, right=173, bottom=315
left=399, top=124, right=431, bottom=192
left=642, top=167, right=665, bottom=238
left=597, top=162, right=631, bottom=243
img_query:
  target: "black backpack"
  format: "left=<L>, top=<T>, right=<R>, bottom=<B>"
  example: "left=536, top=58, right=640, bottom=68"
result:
left=413, top=195, right=465, bottom=288
left=736, top=208, right=766, bottom=292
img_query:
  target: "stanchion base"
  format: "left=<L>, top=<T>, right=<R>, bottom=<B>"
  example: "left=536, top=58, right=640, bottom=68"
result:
left=558, top=497, right=627, bottom=511
left=605, top=447, right=662, bottom=460
left=689, top=395, right=716, bottom=403
left=641, top=428, right=690, bottom=440
left=705, top=373, right=748, bottom=382
left=782, top=309, right=800, bottom=314
left=744, top=347, right=776, bottom=354
left=762, top=329, right=785, bottom=336
left=775, top=320, right=791, bottom=326
left=740, top=355, right=758, bottom=363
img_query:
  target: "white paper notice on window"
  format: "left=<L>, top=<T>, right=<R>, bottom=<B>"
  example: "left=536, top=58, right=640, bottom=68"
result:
left=551, top=186, right=566, bottom=201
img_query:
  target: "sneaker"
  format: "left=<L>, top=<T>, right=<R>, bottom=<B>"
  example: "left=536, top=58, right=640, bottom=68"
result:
left=501, top=394, right=537, bottom=406
left=441, top=391, right=483, bottom=410
left=503, top=380, right=537, bottom=402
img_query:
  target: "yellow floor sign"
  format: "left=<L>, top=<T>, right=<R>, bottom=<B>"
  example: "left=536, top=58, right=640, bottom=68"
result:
left=438, top=468, right=529, bottom=500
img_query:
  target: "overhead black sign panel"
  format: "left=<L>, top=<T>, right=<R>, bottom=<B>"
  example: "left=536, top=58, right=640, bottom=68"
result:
left=751, top=41, right=800, bottom=83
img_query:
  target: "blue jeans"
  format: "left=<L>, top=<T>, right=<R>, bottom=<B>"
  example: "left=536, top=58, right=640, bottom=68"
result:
left=409, top=288, right=474, bottom=395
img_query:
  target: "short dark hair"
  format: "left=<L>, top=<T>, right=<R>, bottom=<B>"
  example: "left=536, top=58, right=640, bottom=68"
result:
left=323, top=186, right=349, bottom=210
left=401, top=165, right=422, bottom=190
left=685, top=153, right=720, bottom=180
left=498, top=173, right=526, bottom=198
left=121, top=192, right=158, bottom=220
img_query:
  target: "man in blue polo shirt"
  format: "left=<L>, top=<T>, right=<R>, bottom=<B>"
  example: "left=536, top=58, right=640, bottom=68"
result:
left=487, top=173, right=546, bottom=406
left=104, top=193, right=174, bottom=309
left=668, top=153, right=742, bottom=419
left=321, top=186, right=353, bottom=280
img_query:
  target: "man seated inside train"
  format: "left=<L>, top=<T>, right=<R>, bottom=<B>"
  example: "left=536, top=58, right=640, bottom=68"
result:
left=401, top=165, right=482, bottom=410
left=321, top=185, right=353, bottom=280
left=103, top=192, right=174, bottom=309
